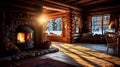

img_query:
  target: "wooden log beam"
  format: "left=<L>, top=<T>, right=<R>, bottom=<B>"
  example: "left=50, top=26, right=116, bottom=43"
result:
left=43, top=6, right=68, bottom=12
left=86, top=5, right=120, bottom=12
left=73, top=0, right=93, bottom=4
left=48, top=12, right=67, bottom=17
left=0, top=2, right=37, bottom=11
left=0, top=7, right=39, bottom=16
left=86, top=9, right=120, bottom=15
left=18, top=0, right=70, bottom=11
left=65, top=0, right=78, bottom=3
left=43, top=0, right=82, bottom=11
left=81, top=0, right=109, bottom=6
left=41, top=2, right=69, bottom=11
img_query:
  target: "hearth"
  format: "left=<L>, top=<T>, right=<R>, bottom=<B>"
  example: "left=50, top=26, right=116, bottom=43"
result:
left=16, top=25, right=34, bottom=50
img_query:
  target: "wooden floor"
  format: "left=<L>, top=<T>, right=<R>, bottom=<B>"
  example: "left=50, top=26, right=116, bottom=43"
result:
left=14, top=42, right=120, bottom=67
left=74, top=43, right=115, bottom=55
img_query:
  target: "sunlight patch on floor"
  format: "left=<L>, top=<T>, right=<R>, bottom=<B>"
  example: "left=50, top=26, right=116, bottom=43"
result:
left=52, top=43, right=120, bottom=67
left=63, top=43, right=120, bottom=65
left=52, top=45, right=94, bottom=67
left=61, top=45, right=113, bottom=67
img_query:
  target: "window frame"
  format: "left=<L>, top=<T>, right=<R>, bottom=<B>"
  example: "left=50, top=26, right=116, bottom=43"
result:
left=45, top=13, right=68, bottom=37
left=91, top=14, right=111, bottom=35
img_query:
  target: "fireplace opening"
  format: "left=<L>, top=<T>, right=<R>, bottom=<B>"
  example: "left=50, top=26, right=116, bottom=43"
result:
left=17, top=32, right=32, bottom=43
left=16, top=25, right=34, bottom=50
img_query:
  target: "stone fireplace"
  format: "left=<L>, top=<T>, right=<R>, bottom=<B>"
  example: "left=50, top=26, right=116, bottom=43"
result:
left=16, top=25, right=34, bottom=50
left=0, top=1, right=58, bottom=60
left=0, top=19, right=44, bottom=50
left=0, top=13, right=53, bottom=57
left=0, top=1, right=49, bottom=54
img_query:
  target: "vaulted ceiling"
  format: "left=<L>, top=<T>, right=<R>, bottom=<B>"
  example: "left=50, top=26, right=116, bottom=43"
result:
left=1, top=0, right=120, bottom=14
left=45, top=0, right=119, bottom=7
left=41, top=0, right=120, bottom=15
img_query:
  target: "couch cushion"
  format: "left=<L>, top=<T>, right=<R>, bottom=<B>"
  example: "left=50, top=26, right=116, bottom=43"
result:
left=82, top=33, right=93, bottom=37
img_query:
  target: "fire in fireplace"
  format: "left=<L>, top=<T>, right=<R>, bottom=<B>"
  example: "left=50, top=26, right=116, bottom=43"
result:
left=17, top=33, right=32, bottom=43
left=17, top=32, right=25, bottom=43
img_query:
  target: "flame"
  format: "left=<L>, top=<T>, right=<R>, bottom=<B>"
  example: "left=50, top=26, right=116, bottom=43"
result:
left=27, top=33, right=32, bottom=41
left=109, top=21, right=114, bottom=29
left=17, top=33, right=25, bottom=43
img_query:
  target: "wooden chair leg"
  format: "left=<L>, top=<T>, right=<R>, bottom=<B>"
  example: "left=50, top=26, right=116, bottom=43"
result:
left=116, top=49, right=119, bottom=56
left=113, top=49, right=116, bottom=55
left=106, top=47, right=109, bottom=53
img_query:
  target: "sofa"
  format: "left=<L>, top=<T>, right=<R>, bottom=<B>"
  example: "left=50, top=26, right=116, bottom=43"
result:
left=80, top=33, right=106, bottom=44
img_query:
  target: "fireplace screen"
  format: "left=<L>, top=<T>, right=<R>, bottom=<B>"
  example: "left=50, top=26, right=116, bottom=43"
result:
left=17, top=32, right=25, bottom=43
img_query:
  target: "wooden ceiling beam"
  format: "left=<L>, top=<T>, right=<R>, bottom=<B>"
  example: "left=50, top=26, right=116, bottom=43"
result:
left=17, top=0, right=70, bottom=11
left=73, top=0, right=93, bottom=4
left=88, top=9, right=120, bottom=15
left=43, top=0, right=82, bottom=11
left=41, top=2, right=70, bottom=11
left=65, top=0, right=78, bottom=3
left=0, top=2, right=37, bottom=11
left=82, top=0, right=109, bottom=6
left=43, top=6, right=68, bottom=12
left=48, top=12, right=67, bottom=17
left=86, top=5, right=120, bottom=12
left=2, top=7, right=39, bottom=16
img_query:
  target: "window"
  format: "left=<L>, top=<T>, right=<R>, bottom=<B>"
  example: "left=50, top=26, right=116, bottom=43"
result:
left=75, top=15, right=80, bottom=33
left=92, top=14, right=112, bottom=35
left=46, top=18, right=62, bottom=36
left=92, top=15, right=102, bottom=35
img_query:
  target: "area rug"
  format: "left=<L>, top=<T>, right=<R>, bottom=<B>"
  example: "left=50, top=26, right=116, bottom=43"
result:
left=15, top=58, right=76, bottom=67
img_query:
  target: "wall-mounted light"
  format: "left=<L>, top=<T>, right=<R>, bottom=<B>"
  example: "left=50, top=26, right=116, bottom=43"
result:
left=37, top=14, right=49, bottom=32
left=38, top=14, right=48, bottom=25
left=40, top=17, right=46, bottom=22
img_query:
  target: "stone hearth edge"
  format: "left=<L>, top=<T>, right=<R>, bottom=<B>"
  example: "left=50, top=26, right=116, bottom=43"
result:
left=0, top=47, right=59, bottom=63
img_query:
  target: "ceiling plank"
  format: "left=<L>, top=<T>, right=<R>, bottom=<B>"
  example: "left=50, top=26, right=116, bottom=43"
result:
left=17, top=0, right=70, bottom=11
left=43, top=0, right=82, bottom=11
left=0, top=2, right=37, bottom=11
left=73, top=0, right=93, bottom=4
left=81, top=0, right=109, bottom=6
left=65, top=0, right=78, bottom=3
left=86, top=4, right=120, bottom=12
left=43, top=6, right=68, bottom=12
